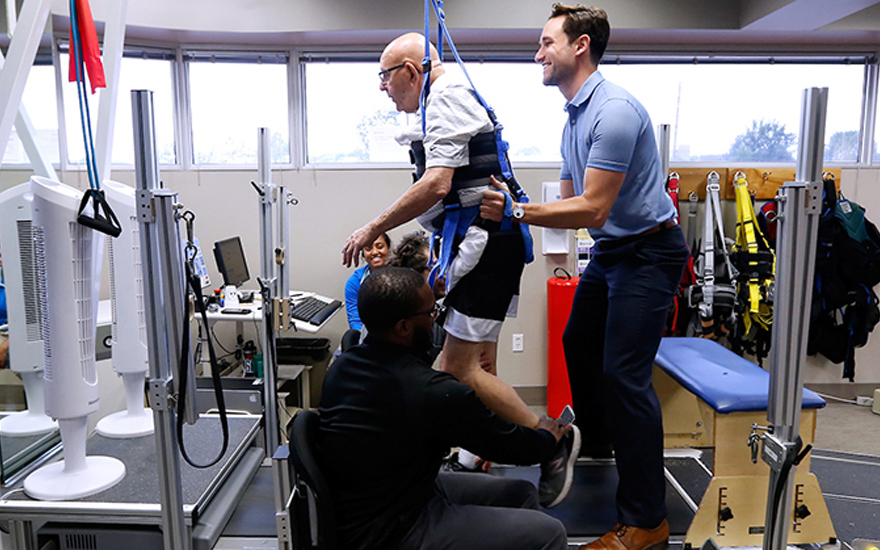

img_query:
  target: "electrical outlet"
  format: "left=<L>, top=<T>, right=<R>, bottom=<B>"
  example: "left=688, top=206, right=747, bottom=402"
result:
left=512, top=333, right=524, bottom=352
left=874, top=389, right=880, bottom=415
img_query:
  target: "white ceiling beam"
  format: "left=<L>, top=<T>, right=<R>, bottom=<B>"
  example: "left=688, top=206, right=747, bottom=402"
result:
left=94, top=0, right=127, bottom=183
left=0, top=51, right=58, bottom=177
left=742, top=0, right=880, bottom=31
left=0, top=0, right=52, bottom=168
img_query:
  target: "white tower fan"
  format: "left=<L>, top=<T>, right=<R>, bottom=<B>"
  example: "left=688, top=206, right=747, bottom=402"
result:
left=95, top=180, right=153, bottom=438
left=0, top=183, right=57, bottom=436
left=23, top=176, right=125, bottom=501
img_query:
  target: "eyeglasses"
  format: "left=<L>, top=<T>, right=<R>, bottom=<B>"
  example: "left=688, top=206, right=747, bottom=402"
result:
left=409, top=302, right=443, bottom=320
left=378, top=62, right=407, bottom=83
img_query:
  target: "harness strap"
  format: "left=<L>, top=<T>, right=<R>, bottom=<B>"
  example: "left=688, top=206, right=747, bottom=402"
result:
left=419, top=0, right=533, bottom=274
left=734, top=175, right=760, bottom=318
left=420, top=0, right=514, bottom=181
left=428, top=204, right=480, bottom=290
left=731, top=173, right=775, bottom=336
left=500, top=192, right=513, bottom=232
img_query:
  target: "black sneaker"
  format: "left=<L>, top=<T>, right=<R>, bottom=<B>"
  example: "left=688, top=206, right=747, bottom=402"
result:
left=539, top=424, right=581, bottom=508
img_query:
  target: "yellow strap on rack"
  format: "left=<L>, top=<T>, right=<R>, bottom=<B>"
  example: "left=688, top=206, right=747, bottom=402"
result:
left=733, top=176, right=762, bottom=317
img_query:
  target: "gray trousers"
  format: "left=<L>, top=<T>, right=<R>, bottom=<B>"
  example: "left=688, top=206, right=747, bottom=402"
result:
left=399, top=472, right=568, bottom=550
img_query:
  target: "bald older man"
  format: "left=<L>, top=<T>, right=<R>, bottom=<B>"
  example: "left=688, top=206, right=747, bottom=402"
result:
left=341, top=33, right=579, bottom=507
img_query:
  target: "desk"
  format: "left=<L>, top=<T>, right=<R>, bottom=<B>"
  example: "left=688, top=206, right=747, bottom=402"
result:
left=204, top=291, right=341, bottom=334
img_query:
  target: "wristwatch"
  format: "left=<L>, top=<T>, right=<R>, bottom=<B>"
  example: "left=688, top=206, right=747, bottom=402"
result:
left=512, top=203, right=525, bottom=220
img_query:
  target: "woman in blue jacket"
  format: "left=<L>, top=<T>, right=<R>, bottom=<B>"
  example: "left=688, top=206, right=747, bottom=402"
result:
left=344, top=233, right=391, bottom=330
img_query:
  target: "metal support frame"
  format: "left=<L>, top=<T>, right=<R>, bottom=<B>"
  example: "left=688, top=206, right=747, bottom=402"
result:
left=658, top=123, right=671, bottom=179
left=95, top=0, right=129, bottom=182
left=0, top=0, right=52, bottom=166
left=133, top=89, right=192, bottom=550
left=257, top=127, right=282, bottom=456
left=760, top=87, right=828, bottom=550
left=256, top=127, right=297, bottom=549
left=859, top=60, right=878, bottom=166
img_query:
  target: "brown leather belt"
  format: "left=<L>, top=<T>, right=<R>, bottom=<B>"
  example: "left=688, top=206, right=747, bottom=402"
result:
left=639, top=219, right=678, bottom=237
left=597, top=219, right=678, bottom=251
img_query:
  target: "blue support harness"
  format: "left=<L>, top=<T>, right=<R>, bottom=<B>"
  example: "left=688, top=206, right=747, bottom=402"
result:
left=420, top=0, right=534, bottom=290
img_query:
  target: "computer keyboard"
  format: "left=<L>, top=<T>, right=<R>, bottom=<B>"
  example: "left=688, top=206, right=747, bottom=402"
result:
left=290, top=296, right=342, bottom=326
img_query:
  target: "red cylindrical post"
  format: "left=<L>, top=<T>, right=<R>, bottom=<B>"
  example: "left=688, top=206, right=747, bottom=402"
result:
left=546, top=274, right=579, bottom=418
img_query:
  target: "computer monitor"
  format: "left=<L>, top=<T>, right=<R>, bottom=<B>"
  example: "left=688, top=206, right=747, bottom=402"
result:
left=213, top=236, right=250, bottom=287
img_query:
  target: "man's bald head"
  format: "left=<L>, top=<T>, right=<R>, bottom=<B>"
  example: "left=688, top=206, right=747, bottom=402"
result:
left=381, top=33, right=442, bottom=74
left=379, top=33, right=445, bottom=113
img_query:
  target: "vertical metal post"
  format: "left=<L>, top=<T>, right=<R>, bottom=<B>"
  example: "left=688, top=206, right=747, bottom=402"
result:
left=859, top=61, right=878, bottom=166
left=658, top=123, right=671, bottom=180
left=257, top=127, right=280, bottom=455
left=761, top=87, right=828, bottom=550
left=133, top=89, right=192, bottom=550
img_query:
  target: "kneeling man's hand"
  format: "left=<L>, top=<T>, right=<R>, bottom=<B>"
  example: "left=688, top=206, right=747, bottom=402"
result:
left=535, top=414, right=571, bottom=443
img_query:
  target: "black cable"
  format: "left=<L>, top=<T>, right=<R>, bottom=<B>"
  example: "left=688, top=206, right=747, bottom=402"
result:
left=259, top=280, right=286, bottom=443
left=210, top=325, right=236, bottom=355
left=765, top=436, right=809, bottom=546
left=176, top=264, right=231, bottom=469
left=251, top=314, right=263, bottom=354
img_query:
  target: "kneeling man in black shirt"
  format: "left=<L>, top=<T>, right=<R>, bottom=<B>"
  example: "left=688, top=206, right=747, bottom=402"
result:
left=318, top=267, right=570, bottom=550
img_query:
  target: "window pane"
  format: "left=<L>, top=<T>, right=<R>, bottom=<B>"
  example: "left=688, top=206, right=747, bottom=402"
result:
left=599, top=63, right=863, bottom=163
left=304, top=61, right=566, bottom=164
left=112, top=57, right=176, bottom=165
left=189, top=59, right=289, bottom=164
left=2, top=65, right=60, bottom=165
left=61, top=53, right=177, bottom=165
left=306, top=62, right=415, bottom=163
left=456, top=63, right=567, bottom=162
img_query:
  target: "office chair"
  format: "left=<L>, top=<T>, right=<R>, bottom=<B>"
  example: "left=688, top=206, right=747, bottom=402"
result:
left=340, top=329, right=360, bottom=352
left=289, top=409, right=337, bottom=550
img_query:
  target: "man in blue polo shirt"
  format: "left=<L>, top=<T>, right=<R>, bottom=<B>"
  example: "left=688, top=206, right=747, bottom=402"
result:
left=482, top=5, right=688, bottom=550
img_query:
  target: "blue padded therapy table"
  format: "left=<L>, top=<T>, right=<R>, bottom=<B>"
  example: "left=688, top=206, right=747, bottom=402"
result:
left=653, top=337, right=835, bottom=547
left=655, top=337, right=826, bottom=414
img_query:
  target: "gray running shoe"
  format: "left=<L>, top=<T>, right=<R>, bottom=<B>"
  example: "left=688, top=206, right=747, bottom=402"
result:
left=539, top=424, right=581, bottom=508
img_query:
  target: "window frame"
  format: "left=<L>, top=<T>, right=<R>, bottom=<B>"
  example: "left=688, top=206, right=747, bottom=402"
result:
left=182, top=47, right=294, bottom=170
left=51, top=38, right=181, bottom=171
left=6, top=41, right=879, bottom=173
left=297, top=47, right=879, bottom=170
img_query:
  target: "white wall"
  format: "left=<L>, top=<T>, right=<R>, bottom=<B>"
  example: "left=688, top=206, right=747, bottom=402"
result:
left=3, top=165, right=879, bottom=394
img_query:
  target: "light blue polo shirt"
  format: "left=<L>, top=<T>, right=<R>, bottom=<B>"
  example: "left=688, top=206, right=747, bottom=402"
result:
left=560, top=71, right=676, bottom=241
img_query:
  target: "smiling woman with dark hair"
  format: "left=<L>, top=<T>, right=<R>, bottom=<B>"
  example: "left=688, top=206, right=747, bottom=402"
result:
left=344, top=233, right=391, bottom=331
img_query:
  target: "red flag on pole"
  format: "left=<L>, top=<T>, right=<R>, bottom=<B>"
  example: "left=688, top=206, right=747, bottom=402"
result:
left=68, top=0, right=106, bottom=94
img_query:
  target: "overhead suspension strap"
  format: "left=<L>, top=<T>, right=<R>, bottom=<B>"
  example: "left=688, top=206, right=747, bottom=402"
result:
left=69, top=0, right=121, bottom=237
left=420, top=0, right=534, bottom=276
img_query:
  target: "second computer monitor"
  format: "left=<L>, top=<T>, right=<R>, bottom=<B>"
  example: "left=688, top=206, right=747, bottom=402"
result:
left=213, top=236, right=250, bottom=288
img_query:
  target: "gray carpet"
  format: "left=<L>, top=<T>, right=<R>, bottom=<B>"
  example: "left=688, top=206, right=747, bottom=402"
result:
left=813, top=398, right=880, bottom=456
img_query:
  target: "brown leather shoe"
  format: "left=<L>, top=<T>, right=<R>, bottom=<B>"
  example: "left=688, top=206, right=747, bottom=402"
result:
left=579, top=520, right=670, bottom=550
